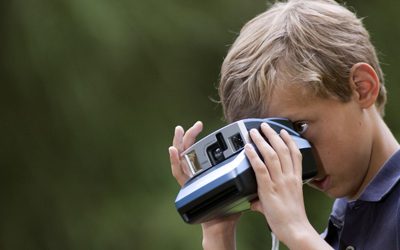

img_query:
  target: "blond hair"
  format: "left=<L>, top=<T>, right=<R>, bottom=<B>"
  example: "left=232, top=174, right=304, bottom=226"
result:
left=219, top=0, right=386, bottom=122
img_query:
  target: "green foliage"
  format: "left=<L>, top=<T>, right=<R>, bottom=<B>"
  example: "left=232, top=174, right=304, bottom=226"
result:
left=0, top=0, right=398, bottom=249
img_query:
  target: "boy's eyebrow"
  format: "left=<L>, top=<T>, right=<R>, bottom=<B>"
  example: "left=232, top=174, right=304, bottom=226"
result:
left=266, top=104, right=312, bottom=121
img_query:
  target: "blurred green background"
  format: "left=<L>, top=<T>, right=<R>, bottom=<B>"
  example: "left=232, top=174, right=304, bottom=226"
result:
left=1, top=0, right=399, bottom=249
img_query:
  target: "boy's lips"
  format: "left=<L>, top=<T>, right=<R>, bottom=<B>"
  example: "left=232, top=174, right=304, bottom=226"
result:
left=310, top=175, right=330, bottom=191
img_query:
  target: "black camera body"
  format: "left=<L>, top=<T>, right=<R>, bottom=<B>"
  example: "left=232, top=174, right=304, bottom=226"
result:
left=174, top=118, right=317, bottom=224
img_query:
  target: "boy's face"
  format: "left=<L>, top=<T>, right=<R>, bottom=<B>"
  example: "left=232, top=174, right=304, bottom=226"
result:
left=264, top=85, right=372, bottom=199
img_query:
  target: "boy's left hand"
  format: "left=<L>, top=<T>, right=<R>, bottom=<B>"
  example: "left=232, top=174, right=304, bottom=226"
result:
left=244, top=122, right=313, bottom=246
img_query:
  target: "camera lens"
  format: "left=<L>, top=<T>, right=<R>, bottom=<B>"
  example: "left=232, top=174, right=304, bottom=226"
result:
left=213, top=147, right=224, bottom=161
left=207, top=142, right=226, bottom=166
left=206, top=132, right=228, bottom=166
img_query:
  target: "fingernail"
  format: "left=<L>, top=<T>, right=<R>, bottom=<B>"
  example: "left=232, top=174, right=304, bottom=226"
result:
left=245, top=144, right=254, bottom=151
left=175, top=125, right=183, bottom=132
left=261, top=122, right=269, bottom=128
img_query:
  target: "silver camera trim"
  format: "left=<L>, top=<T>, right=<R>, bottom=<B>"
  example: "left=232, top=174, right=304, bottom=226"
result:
left=182, top=120, right=251, bottom=176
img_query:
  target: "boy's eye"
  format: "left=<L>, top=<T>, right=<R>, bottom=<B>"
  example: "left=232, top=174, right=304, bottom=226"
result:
left=293, top=121, right=309, bottom=135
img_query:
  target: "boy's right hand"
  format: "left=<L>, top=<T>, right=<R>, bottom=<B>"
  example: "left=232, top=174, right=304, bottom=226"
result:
left=168, top=121, right=240, bottom=250
left=168, top=121, right=203, bottom=186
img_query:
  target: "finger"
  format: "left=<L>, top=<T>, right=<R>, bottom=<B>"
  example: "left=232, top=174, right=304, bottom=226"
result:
left=173, top=126, right=185, bottom=153
left=250, top=200, right=263, bottom=213
left=244, top=143, right=271, bottom=191
left=169, top=146, right=188, bottom=186
left=280, top=129, right=303, bottom=178
left=249, top=128, right=281, bottom=181
left=260, top=123, right=292, bottom=175
left=183, top=121, right=203, bottom=150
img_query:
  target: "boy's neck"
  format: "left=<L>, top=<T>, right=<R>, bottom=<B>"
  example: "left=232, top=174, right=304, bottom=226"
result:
left=351, top=113, right=400, bottom=200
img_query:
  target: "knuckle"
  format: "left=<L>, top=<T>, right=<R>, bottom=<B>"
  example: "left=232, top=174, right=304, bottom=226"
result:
left=274, top=177, right=284, bottom=186
left=257, top=169, right=269, bottom=180
left=252, top=160, right=264, bottom=171
left=279, top=144, right=290, bottom=154
left=252, top=160, right=267, bottom=174
left=246, top=152, right=258, bottom=162
left=287, top=174, right=298, bottom=183
left=171, top=167, right=179, bottom=178
left=295, top=150, right=303, bottom=161
left=267, top=151, right=279, bottom=162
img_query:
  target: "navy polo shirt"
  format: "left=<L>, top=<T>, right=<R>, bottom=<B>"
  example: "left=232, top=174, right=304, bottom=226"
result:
left=323, top=150, right=400, bottom=250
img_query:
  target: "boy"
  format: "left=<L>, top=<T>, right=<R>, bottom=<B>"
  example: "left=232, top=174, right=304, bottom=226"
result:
left=169, top=0, right=400, bottom=249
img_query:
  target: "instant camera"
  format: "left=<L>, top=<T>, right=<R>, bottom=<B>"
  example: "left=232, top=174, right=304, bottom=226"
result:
left=174, top=118, right=317, bottom=224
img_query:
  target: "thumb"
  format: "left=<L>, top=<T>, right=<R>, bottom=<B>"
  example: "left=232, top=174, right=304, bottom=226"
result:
left=250, top=200, right=263, bottom=213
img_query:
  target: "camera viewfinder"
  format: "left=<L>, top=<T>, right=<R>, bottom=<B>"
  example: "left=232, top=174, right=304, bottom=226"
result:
left=230, top=133, right=244, bottom=151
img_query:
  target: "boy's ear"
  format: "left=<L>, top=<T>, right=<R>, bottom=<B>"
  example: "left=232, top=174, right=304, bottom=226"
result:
left=349, top=62, right=380, bottom=108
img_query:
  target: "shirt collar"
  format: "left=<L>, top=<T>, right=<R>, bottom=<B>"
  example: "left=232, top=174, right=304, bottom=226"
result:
left=330, top=198, right=347, bottom=226
left=358, top=149, right=400, bottom=202
left=330, top=149, right=400, bottom=223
